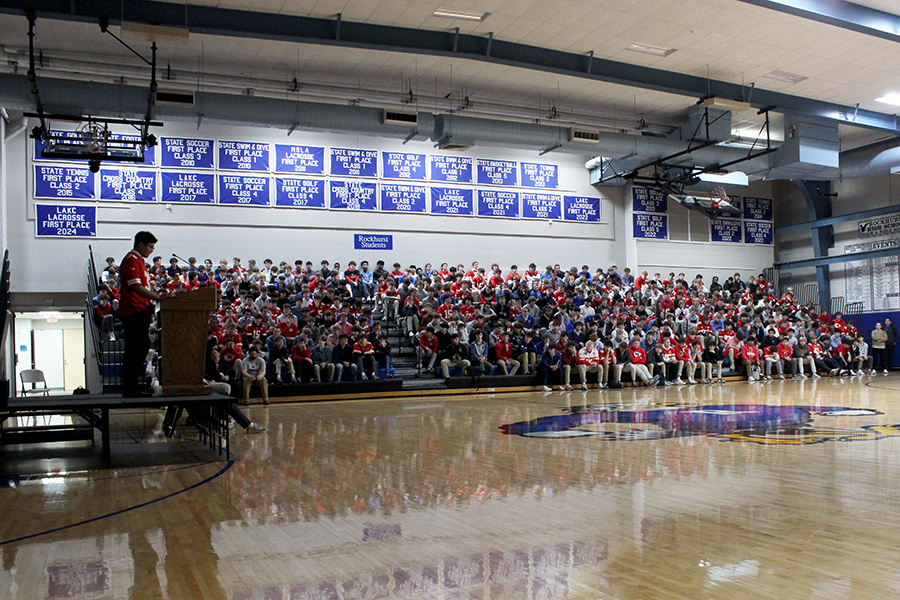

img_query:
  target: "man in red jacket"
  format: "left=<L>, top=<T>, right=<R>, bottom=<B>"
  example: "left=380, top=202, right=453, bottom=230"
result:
left=494, top=331, right=521, bottom=375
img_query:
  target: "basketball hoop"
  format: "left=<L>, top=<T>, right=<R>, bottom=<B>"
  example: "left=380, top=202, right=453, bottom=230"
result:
left=709, top=186, right=729, bottom=217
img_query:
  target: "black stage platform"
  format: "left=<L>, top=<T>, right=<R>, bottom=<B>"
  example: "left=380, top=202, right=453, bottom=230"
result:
left=0, top=393, right=234, bottom=463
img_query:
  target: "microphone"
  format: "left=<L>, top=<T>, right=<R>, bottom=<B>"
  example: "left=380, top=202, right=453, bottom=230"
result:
left=172, top=253, right=191, bottom=266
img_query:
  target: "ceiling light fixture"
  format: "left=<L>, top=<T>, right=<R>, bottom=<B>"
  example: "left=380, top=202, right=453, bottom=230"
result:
left=876, top=92, right=900, bottom=107
left=702, top=97, right=752, bottom=112
left=433, top=8, right=487, bottom=21
left=626, top=42, right=677, bottom=57
left=763, top=69, right=807, bottom=84
left=697, top=171, right=749, bottom=186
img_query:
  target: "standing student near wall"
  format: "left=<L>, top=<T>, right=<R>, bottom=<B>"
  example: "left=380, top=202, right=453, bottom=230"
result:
left=871, top=322, right=888, bottom=374
left=885, top=318, right=898, bottom=372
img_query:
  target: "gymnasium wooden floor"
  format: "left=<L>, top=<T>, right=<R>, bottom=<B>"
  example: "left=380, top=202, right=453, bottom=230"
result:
left=1, top=376, right=899, bottom=600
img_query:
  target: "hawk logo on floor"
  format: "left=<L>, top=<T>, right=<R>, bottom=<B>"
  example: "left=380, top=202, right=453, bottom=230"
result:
left=499, top=404, right=896, bottom=445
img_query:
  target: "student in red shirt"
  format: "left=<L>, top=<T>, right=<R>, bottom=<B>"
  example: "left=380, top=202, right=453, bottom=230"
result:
left=776, top=338, right=795, bottom=377
left=119, top=231, right=169, bottom=397
left=353, top=333, right=377, bottom=380
left=494, top=332, right=521, bottom=376
left=741, top=338, right=762, bottom=382
left=624, top=338, right=658, bottom=386
left=418, top=327, right=439, bottom=374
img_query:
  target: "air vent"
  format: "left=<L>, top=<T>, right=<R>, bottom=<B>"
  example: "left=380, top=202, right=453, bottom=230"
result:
left=573, top=129, right=600, bottom=142
left=763, top=70, right=807, bottom=84
left=436, top=137, right=472, bottom=151
left=383, top=110, right=418, bottom=125
left=156, top=90, right=195, bottom=105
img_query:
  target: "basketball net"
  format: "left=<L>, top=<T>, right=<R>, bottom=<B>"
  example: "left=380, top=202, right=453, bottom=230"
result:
left=709, top=186, right=729, bottom=218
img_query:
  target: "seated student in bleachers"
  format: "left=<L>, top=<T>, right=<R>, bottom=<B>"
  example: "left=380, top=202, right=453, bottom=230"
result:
left=218, top=337, right=243, bottom=379
left=852, top=336, right=874, bottom=375
left=576, top=339, right=601, bottom=390
left=469, top=329, right=490, bottom=376
left=539, top=343, right=564, bottom=391
left=418, top=326, right=439, bottom=373
left=440, top=333, right=471, bottom=378
left=353, top=332, right=377, bottom=380
left=761, top=341, right=783, bottom=380
left=793, top=336, right=818, bottom=379
left=494, top=331, right=521, bottom=376
left=516, top=330, right=538, bottom=375
left=623, top=337, right=659, bottom=387
left=269, top=335, right=296, bottom=384
left=331, top=334, right=358, bottom=381
left=740, top=338, right=762, bottom=382
left=310, top=335, right=336, bottom=383
left=658, top=336, right=682, bottom=385
left=290, top=337, right=315, bottom=383
left=775, top=337, right=796, bottom=378
left=373, top=334, right=393, bottom=377
left=400, top=294, right=420, bottom=340
left=240, top=346, right=269, bottom=405
left=832, top=336, right=853, bottom=375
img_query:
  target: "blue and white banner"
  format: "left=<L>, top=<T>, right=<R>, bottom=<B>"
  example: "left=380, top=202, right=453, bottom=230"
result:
left=520, top=162, right=558, bottom=189
left=35, top=204, right=96, bottom=237
left=330, top=148, right=378, bottom=177
left=275, top=144, right=324, bottom=174
left=330, top=180, right=378, bottom=211
left=564, top=195, right=600, bottom=222
left=382, top=152, right=426, bottom=180
left=34, top=165, right=95, bottom=199
left=99, top=169, right=157, bottom=202
left=476, top=159, right=517, bottom=186
left=219, top=175, right=270, bottom=206
left=632, top=187, right=667, bottom=213
left=710, top=218, right=743, bottom=243
left=744, top=220, right=774, bottom=245
left=430, top=155, right=473, bottom=183
left=274, top=177, right=326, bottom=208
left=522, top=192, right=562, bottom=220
left=478, top=189, right=519, bottom=218
left=161, top=172, right=215, bottom=203
left=633, top=213, right=667, bottom=239
left=431, top=187, right=474, bottom=216
left=381, top=184, right=427, bottom=213
left=217, top=141, right=270, bottom=171
left=354, top=233, right=393, bottom=250
left=161, top=137, right=215, bottom=169
left=743, top=196, right=773, bottom=221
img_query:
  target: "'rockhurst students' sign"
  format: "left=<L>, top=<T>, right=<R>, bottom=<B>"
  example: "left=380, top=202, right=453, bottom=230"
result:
left=354, top=234, right=392, bottom=250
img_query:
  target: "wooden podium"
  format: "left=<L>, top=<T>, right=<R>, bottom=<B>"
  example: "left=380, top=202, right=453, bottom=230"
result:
left=159, top=286, right=217, bottom=396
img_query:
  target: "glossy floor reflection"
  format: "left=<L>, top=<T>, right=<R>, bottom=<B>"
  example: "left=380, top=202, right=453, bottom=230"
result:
left=2, top=377, right=900, bottom=599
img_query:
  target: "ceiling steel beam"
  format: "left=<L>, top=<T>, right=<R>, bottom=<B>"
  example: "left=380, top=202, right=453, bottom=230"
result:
left=775, top=203, right=900, bottom=234
left=775, top=245, right=900, bottom=270
left=737, top=0, right=900, bottom=44
left=2, top=0, right=899, bottom=134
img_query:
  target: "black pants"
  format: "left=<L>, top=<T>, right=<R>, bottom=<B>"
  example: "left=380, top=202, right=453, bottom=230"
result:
left=120, top=308, right=153, bottom=396
left=887, top=344, right=896, bottom=369
left=540, top=366, right=562, bottom=386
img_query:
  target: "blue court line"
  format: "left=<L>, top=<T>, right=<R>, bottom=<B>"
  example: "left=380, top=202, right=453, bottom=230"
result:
left=0, top=460, right=235, bottom=546
left=865, top=381, right=900, bottom=391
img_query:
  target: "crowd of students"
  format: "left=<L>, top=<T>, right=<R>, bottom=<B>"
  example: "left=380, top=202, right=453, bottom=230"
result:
left=93, top=255, right=898, bottom=399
